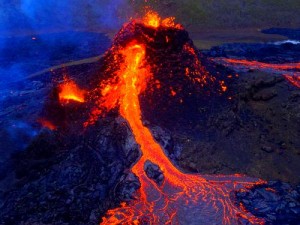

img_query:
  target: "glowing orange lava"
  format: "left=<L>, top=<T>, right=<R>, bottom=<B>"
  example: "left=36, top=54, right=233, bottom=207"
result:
left=141, top=10, right=182, bottom=30
left=215, top=58, right=300, bottom=89
left=58, top=76, right=85, bottom=103
left=97, top=41, right=264, bottom=225
left=143, top=10, right=161, bottom=28
left=83, top=41, right=265, bottom=225
left=80, top=12, right=268, bottom=224
left=222, top=58, right=300, bottom=71
left=38, top=118, right=56, bottom=130
left=283, top=74, right=300, bottom=88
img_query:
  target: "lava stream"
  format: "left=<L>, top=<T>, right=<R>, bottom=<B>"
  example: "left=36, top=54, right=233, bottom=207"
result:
left=83, top=41, right=265, bottom=224
left=73, top=11, right=271, bottom=224
left=214, top=58, right=300, bottom=89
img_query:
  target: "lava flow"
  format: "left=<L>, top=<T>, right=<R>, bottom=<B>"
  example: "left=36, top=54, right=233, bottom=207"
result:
left=80, top=12, right=268, bottom=225
left=214, top=58, right=300, bottom=89
left=38, top=118, right=56, bottom=130
left=58, top=76, right=86, bottom=103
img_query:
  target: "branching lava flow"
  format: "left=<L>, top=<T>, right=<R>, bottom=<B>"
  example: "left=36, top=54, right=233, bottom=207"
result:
left=80, top=12, right=268, bottom=225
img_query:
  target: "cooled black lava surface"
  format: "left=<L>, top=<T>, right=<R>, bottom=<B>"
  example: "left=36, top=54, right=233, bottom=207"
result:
left=236, top=181, right=300, bottom=225
left=203, top=28, right=300, bottom=224
left=206, top=42, right=300, bottom=63
left=204, top=27, right=300, bottom=63
left=174, top=29, right=300, bottom=184
left=0, top=116, right=140, bottom=225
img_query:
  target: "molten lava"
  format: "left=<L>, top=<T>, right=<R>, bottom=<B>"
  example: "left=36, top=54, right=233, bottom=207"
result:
left=58, top=76, right=86, bottom=103
left=38, top=118, right=56, bottom=130
left=142, top=10, right=182, bottom=30
left=221, top=58, right=300, bottom=71
left=283, top=74, right=300, bottom=88
left=80, top=13, right=268, bottom=224
left=143, top=10, right=160, bottom=28
left=215, top=58, right=300, bottom=89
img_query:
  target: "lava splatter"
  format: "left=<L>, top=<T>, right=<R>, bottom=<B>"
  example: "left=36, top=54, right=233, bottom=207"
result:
left=58, top=76, right=86, bottom=103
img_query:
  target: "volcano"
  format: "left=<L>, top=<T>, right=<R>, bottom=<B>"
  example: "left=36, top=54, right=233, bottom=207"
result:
left=1, top=10, right=300, bottom=225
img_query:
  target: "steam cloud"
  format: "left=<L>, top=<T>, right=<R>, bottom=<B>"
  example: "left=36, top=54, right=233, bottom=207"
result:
left=0, top=0, right=131, bottom=85
left=0, top=0, right=130, bottom=154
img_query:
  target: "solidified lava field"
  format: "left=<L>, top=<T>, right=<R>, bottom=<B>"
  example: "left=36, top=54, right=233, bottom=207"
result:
left=0, top=6, right=300, bottom=225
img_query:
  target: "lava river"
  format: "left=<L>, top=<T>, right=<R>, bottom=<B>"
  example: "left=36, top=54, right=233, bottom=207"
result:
left=214, top=58, right=300, bottom=89
left=77, top=12, right=269, bottom=224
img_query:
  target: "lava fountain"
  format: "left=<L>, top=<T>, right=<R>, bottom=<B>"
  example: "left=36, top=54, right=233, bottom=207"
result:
left=78, top=11, right=267, bottom=224
left=59, top=76, right=86, bottom=103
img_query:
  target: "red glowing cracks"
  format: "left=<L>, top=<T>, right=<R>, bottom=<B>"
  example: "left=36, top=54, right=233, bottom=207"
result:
left=58, top=76, right=86, bottom=103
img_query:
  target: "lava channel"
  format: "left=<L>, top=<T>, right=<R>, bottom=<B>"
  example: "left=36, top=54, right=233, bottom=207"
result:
left=214, top=58, right=300, bottom=89
left=81, top=12, right=268, bottom=225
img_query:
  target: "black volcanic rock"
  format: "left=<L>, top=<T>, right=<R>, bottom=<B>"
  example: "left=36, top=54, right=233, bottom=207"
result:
left=0, top=116, right=140, bottom=225
left=144, top=160, right=164, bottom=186
left=115, top=172, right=141, bottom=201
left=205, top=42, right=300, bottom=64
left=236, top=181, right=300, bottom=224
